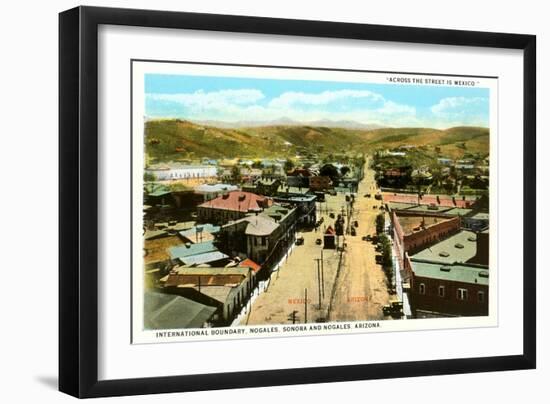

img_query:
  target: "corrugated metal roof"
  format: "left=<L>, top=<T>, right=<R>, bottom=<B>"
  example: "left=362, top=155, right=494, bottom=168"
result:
left=178, top=251, right=229, bottom=266
left=169, top=241, right=217, bottom=259
left=144, top=291, right=216, bottom=329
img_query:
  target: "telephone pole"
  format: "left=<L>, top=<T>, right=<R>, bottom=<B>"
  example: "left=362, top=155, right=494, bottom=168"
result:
left=314, top=258, right=322, bottom=309
left=320, top=249, right=325, bottom=299
left=304, top=288, right=308, bottom=324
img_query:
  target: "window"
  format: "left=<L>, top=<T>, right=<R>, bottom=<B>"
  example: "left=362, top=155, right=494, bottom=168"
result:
left=478, top=291, right=485, bottom=303
left=438, top=285, right=445, bottom=297
left=419, top=283, right=426, bottom=295
left=261, top=237, right=266, bottom=246
left=456, top=288, right=468, bottom=301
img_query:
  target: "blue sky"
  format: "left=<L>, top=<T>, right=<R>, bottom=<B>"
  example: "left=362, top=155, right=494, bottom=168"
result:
left=145, top=74, right=490, bottom=128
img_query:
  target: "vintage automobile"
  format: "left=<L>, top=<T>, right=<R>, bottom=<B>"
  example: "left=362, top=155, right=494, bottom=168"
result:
left=295, top=236, right=305, bottom=245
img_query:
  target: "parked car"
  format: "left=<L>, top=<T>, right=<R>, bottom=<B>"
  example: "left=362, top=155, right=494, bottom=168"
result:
left=315, top=238, right=322, bottom=245
left=295, top=236, right=304, bottom=245
left=350, top=228, right=356, bottom=236
left=353, top=220, right=359, bottom=227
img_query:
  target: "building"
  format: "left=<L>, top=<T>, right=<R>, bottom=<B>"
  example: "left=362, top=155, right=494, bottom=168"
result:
left=145, top=164, right=217, bottom=181
left=160, top=266, right=255, bottom=325
left=194, top=183, right=238, bottom=202
left=178, top=224, right=220, bottom=244
left=273, top=194, right=317, bottom=228
left=309, top=176, right=332, bottom=191
left=408, top=261, right=489, bottom=317
left=403, top=226, right=490, bottom=317
left=144, top=291, right=216, bottom=329
left=216, top=205, right=297, bottom=275
left=168, top=240, right=230, bottom=267
left=196, top=191, right=272, bottom=224
left=391, top=211, right=462, bottom=269
left=254, top=178, right=282, bottom=196
left=242, top=178, right=282, bottom=197
left=323, top=226, right=336, bottom=249
left=286, top=168, right=312, bottom=188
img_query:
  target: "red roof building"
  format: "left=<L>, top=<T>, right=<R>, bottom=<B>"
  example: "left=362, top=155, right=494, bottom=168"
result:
left=197, top=191, right=272, bottom=224
left=238, top=258, right=262, bottom=273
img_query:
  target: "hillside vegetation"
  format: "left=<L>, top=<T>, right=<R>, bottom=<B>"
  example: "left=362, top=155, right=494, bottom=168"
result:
left=145, top=119, right=489, bottom=162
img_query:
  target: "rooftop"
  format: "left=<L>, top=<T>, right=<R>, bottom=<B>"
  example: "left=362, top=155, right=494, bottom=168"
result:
left=194, top=183, right=238, bottom=194
left=169, top=240, right=218, bottom=260
left=198, top=191, right=271, bottom=213
left=261, top=204, right=295, bottom=223
left=397, top=215, right=456, bottom=236
left=411, top=230, right=478, bottom=264
left=383, top=193, right=477, bottom=209
left=178, top=224, right=220, bottom=244
left=411, top=261, right=489, bottom=285
left=178, top=251, right=229, bottom=266
left=229, top=215, right=279, bottom=236
left=144, top=291, right=216, bottom=330
left=238, top=258, right=262, bottom=273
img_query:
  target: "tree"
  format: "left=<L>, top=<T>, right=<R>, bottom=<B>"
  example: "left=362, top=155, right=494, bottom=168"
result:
left=143, top=171, right=156, bottom=182
left=378, top=234, right=394, bottom=285
left=340, top=166, right=351, bottom=177
left=320, top=164, right=339, bottom=182
left=231, top=165, right=241, bottom=183
left=376, top=213, right=385, bottom=235
left=284, top=158, right=295, bottom=173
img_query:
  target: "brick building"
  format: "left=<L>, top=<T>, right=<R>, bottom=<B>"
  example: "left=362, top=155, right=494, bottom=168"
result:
left=405, top=228, right=490, bottom=317
left=408, top=261, right=489, bottom=317
left=391, top=211, right=461, bottom=270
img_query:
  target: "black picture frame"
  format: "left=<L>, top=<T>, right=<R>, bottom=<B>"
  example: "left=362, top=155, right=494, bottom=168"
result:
left=59, top=5, right=536, bottom=398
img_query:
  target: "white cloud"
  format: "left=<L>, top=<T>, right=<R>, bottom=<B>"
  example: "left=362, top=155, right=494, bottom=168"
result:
left=147, top=89, right=265, bottom=107
left=268, top=89, right=383, bottom=108
left=147, top=87, right=419, bottom=126
left=431, top=96, right=488, bottom=117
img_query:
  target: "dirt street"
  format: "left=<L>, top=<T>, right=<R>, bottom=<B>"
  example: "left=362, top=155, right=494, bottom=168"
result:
left=328, top=158, right=391, bottom=321
left=240, top=156, right=392, bottom=326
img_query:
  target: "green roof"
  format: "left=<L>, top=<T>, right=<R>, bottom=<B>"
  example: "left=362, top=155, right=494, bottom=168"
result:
left=411, top=261, right=489, bottom=285
left=469, top=212, right=490, bottom=220
left=261, top=205, right=295, bottom=222
left=444, top=208, right=473, bottom=216
left=169, top=240, right=218, bottom=260
left=144, top=291, right=216, bottom=329
left=387, top=202, right=417, bottom=211
left=405, top=205, right=453, bottom=213
left=411, top=230, right=478, bottom=264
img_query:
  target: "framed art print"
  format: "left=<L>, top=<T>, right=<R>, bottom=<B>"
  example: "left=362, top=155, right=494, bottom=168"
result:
left=59, top=6, right=536, bottom=398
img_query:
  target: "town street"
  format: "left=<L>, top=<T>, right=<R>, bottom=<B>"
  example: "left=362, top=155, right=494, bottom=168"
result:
left=240, top=157, right=392, bottom=326
left=328, top=158, right=391, bottom=321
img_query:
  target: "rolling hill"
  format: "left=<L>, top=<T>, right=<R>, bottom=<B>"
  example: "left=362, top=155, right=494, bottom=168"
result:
left=144, top=119, right=489, bottom=162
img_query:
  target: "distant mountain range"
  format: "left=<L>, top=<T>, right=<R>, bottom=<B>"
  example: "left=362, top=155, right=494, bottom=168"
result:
left=151, top=117, right=387, bottom=130
left=144, top=119, right=489, bottom=162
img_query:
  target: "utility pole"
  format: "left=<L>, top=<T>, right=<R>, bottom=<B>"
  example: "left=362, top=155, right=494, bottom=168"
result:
left=315, top=258, right=322, bottom=309
left=304, top=288, right=308, bottom=324
left=288, top=310, right=299, bottom=324
left=320, top=249, right=325, bottom=299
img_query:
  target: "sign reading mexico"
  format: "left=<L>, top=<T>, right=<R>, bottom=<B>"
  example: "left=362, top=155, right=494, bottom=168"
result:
left=131, top=60, right=498, bottom=344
